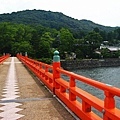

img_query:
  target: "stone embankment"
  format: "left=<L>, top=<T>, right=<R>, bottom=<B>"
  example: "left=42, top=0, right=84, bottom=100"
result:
left=61, top=58, right=120, bottom=70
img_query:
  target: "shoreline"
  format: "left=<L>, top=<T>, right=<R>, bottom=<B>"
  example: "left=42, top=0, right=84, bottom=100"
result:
left=61, top=58, right=120, bottom=70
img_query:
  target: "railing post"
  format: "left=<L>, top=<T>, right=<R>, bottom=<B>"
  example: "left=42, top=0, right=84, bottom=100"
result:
left=82, top=101, right=91, bottom=112
left=25, top=52, right=28, bottom=57
left=103, top=91, right=115, bottom=120
left=53, top=50, right=60, bottom=94
left=45, top=64, right=48, bottom=80
left=104, top=91, right=115, bottom=109
left=20, top=52, right=22, bottom=56
left=25, top=52, right=28, bottom=62
left=69, top=76, right=76, bottom=101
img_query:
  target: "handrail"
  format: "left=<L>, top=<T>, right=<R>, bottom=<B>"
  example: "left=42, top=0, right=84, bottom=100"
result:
left=17, top=53, right=120, bottom=120
left=0, top=54, right=10, bottom=64
left=57, top=68, right=120, bottom=97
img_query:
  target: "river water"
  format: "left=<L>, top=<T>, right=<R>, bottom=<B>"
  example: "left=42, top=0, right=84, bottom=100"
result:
left=72, top=66, right=120, bottom=88
left=70, top=66, right=120, bottom=117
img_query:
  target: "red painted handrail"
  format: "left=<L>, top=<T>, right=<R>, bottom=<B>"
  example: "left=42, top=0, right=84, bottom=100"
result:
left=0, top=54, right=10, bottom=64
left=17, top=54, right=120, bottom=120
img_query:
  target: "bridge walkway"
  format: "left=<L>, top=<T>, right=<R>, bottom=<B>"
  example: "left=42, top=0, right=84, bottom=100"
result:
left=0, top=57, right=75, bottom=120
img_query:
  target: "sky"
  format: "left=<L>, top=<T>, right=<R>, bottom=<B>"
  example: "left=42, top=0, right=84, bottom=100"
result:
left=0, top=0, right=120, bottom=27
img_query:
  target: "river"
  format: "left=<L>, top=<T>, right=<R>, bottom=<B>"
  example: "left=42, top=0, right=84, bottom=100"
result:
left=70, top=66, right=120, bottom=117
left=72, top=66, right=120, bottom=88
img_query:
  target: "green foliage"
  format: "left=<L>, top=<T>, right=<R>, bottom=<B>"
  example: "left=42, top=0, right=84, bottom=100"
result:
left=36, top=32, right=54, bottom=58
left=37, top=58, right=52, bottom=64
left=11, top=41, right=34, bottom=56
left=0, top=10, right=116, bottom=38
left=58, top=28, right=75, bottom=58
left=101, top=48, right=120, bottom=58
left=0, top=10, right=120, bottom=60
left=75, top=31, right=103, bottom=58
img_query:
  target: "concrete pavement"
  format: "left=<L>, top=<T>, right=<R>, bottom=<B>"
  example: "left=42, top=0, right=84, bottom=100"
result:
left=0, top=57, right=75, bottom=120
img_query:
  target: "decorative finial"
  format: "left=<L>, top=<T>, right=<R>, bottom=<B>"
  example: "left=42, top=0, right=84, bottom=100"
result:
left=53, top=50, right=60, bottom=62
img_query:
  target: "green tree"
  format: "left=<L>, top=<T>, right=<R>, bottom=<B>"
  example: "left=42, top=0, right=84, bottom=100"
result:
left=83, top=31, right=103, bottom=58
left=73, top=38, right=85, bottom=58
left=36, top=32, right=54, bottom=58
left=58, top=28, right=75, bottom=58
left=107, top=31, right=114, bottom=41
left=11, top=41, right=34, bottom=56
left=14, top=24, right=34, bottom=42
left=114, top=28, right=120, bottom=40
left=0, top=22, right=17, bottom=54
left=93, top=27, right=100, bottom=33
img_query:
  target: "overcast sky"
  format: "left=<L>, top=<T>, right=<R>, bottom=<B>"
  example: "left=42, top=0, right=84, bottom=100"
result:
left=0, top=0, right=120, bottom=27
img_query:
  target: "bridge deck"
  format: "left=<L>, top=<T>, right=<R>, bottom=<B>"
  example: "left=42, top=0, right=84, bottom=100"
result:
left=0, top=57, right=75, bottom=120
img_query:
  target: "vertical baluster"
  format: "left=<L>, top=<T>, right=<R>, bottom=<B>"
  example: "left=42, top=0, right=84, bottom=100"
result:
left=103, top=91, right=115, bottom=120
left=69, top=76, right=76, bottom=101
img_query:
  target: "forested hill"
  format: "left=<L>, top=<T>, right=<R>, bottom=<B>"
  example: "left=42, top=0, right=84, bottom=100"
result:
left=0, top=9, right=117, bottom=33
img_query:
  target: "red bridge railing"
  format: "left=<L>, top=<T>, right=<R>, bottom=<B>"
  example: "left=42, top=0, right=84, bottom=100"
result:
left=17, top=51, right=120, bottom=120
left=0, top=54, right=10, bottom=64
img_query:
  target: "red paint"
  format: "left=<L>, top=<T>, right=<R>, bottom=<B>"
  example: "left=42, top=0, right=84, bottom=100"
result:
left=0, top=54, right=10, bottom=64
left=17, top=54, right=120, bottom=120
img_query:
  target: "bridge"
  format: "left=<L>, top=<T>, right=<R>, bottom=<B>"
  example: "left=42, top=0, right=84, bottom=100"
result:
left=0, top=51, right=120, bottom=120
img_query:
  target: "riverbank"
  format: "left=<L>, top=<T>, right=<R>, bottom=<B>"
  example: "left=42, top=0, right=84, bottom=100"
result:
left=61, top=58, right=120, bottom=70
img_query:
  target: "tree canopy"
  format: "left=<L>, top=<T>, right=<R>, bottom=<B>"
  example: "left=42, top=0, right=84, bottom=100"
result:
left=0, top=10, right=117, bottom=38
left=0, top=10, right=120, bottom=60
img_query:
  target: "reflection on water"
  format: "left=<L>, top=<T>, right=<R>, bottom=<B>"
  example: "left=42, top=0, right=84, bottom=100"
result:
left=71, top=66, right=120, bottom=114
